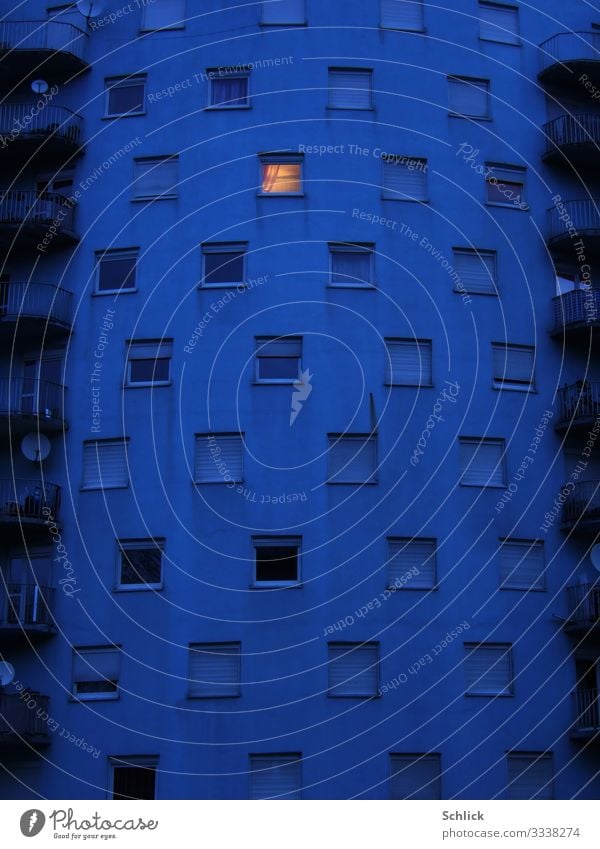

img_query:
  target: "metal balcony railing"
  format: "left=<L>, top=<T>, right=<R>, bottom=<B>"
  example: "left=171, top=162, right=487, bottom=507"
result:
left=0, top=479, right=60, bottom=522
left=0, top=282, right=73, bottom=328
left=540, top=31, right=600, bottom=74
left=567, top=583, right=600, bottom=628
left=0, top=693, right=50, bottom=742
left=557, top=382, right=600, bottom=427
left=0, top=104, right=82, bottom=147
left=0, top=190, right=75, bottom=232
left=0, top=583, right=54, bottom=629
left=544, top=114, right=600, bottom=156
left=562, top=480, right=600, bottom=527
left=552, top=290, right=600, bottom=331
left=573, top=689, right=600, bottom=733
left=0, top=379, right=64, bottom=423
left=0, top=19, right=87, bottom=62
left=548, top=200, right=600, bottom=243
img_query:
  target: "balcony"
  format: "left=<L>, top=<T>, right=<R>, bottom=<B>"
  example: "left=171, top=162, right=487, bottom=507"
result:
left=551, top=290, right=600, bottom=339
left=564, top=583, right=600, bottom=634
left=0, top=479, right=60, bottom=528
left=0, top=191, right=77, bottom=248
left=539, top=31, right=600, bottom=87
left=0, top=583, right=55, bottom=641
left=556, top=382, right=600, bottom=432
left=572, top=690, right=600, bottom=741
left=0, top=104, right=83, bottom=162
left=0, top=379, right=66, bottom=434
left=548, top=200, right=600, bottom=255
left=543, top=114, right=600, bottom=168
left=0, top=20, right=88, bottom=82
left=0, top=693, right=51, bottom=746
left=0, top=282, right=73, bottom=341
left=561, top=481, right=600, bottom=532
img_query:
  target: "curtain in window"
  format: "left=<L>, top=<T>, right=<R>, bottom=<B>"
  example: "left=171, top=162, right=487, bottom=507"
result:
left=331, top=251, right=371, bottom=285
left=212, top=77, right=247, bottom=106
left=262, top=163, right=300, bottom=193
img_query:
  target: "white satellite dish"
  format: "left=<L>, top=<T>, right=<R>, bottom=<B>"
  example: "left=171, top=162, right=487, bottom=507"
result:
left=0, top=662, right=15, bottom=686
left=31, top=79, right=49, bottom=95
left=77, top=0, right=104, bottom=17
left=590, top=544, right=600, bottom=572
left=21, top=433, right=51, bottom=463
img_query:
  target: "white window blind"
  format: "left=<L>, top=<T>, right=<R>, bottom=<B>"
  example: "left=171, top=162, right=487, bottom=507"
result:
left=328, top=643, right=379, bottom=697
left=459, top=438, right=505, bottom=487
left=390, top=754, right=441, bottom=799
left=73, top=647, right=120, bottom=688
left=127, top=340, right=172, bottom=361
left=499, top=540, right=545, bottom=590
left=249, top=755, right=302, bottom=799
left=189, top=643, right=240, bottom=697
left=507, top=753, right=553, bottom=800
left=82, top=440, right=129, bottom=489
left=492, top=344, right=535, bottom=390
left=453, top=249, right=497, bottom=295
left=330, top=244, right=373, bottom=287
left=133, top=157, right=178, bottom=199
left=479, top=3, right=519, bottom=45
left=329, top=69, right=372, bottom=109
left=381, top=0, right=424, bottom=30
left=448, top=77, right=490, bottom=118
left=328, top=435, right=377, bottom=483
left=385, top=339, right=432, bottom=385
left=388, top=538, right=436, bottom=589
left=382, top=157, right=427, bottom=200
left=142, top=0, right=186, bottom=29
left=465, top=643, right=513, bottom=695
left=194, top=434, right=243, bottom=483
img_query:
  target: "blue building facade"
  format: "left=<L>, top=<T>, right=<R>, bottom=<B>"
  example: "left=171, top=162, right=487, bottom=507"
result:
left=0, top=0, right=599, bottom=800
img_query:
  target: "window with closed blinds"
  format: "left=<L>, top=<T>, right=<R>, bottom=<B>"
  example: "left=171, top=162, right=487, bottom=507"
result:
left=330, top=243, right=374, bottom=287
left=388, top=538, right=437, bottom=589
left=465, top=643, right=513, bottom=695
left=499, top=540, right=545, bottom=591
left=82, top=439, right=129, bottom=490
left=249, top=754, right=302, bottom=799
left=380, top=0, right=424, bottom=30
left=133, top=157, right=178, bottom=199
left=506, top=753, right=553, bottom=800
left=328, top=68, right=373, bottom=109
left=142, top=0, right=186, bottom=30
left=453, top=249, right=497, bottom=295
left=194, top=434, right=244, bottom=483
left=328, top=435, right=377, bottom=484
left=382, top=156, right=428, bottom=200
left=328, top=642, right=379, bottom=697
left=485, top=163, right=526, bottom=206
left=479, top=2, right=520, bottom=45
left=189, top=642, right=241, bottom=698
left=390, top=754, right=441, bottom=799
left=385, top=339, right=432, bottom=386
left=492, top=344, right=535, bottom=391
left=73, top=646, right=121, bottom=699
left=448, top=76, right=490, bottom=118
left=262, top=0, right=305, bottom=24
left=459, top=438, right=505, bottom=487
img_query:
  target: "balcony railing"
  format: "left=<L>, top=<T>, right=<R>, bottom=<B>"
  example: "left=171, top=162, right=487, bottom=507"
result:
left=0, top=583, right=54, bottom=631
left=0, top=19, right=87, bottom=62
left=0, top=190, right=75, bottom=239
left=0, top=479, right=60, bottom=523
left=540, top=31, right=600, bottom=80
left=562, top=480, right=600, bottom=529
left=0, top=282, right=73, bottom=330
left=573, top=689, right=600, bottom=735
left=0, top=104, right=82, bottom=150
left=0, top=693, right=50, bottom=744
left=548, top=200, right=600, bottom=246
left=557, top=382, right=600, bottom=430
left=0, top=379, right=65, bottom=425
left=544, top=114, right=600, bottom=160
left=552, top=289, right=600, bottom=334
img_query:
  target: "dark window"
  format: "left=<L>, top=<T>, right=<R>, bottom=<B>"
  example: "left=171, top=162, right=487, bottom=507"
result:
left=97, top=252, right=137, bottom=293
left=129, top=358, right=170, bottom=384
left=112, top=763, right=156, bottom=800
left=255, top=543, right=299, bottom=583
left=106, top=77, right=146, bottom=116
left=119, top=542, right=163, bottom=587
left=76, top=680, right=117, bottom=695
left=204, top=249, right=245, bottom=286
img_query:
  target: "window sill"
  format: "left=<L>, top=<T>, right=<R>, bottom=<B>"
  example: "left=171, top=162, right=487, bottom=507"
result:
left=380, top=25, right=427, bottom=34
left=500, top=585, right=546, bottom=593
left=80, top=485, right=130, bottom=492
left=485, top=201, right=529, bottom=211
left=328, top=693, right=381, bottom=700
left=326, top=106, right=375, bottom=112
left=257, top=192, right=305, bottom=198
left=70, top=693, right=119, bottom=703
left=250, top=582, right=303, bottom=589
left=448, top=113, right=492, bottom=121
left=93, top=288, right=138, bottom=297
left=479, top=36, right=521, bottom=47
left=453, top=288, right=497, bottom=297
left=193, top=480, right=244, bottom=485
left=492, top=384, right=536, bottom=393
left=465, top=691, right=514, bottom=698
left=385, top=382, right=433, bottom=388
left=187, top=694, right=241, bottom=700
left=459, top=483, right=506, bottom=489
left=253, top=380, right=298, bottom=386
left=114, top=585, right=164, bottom=593
left=140, top=26, right=186, bottom=32
left=388, top=585, right=437, bottom=592
left=259, top=21, right=307, bottom=27
left=102, top=113, right=146, bottom=120
left=327, top=480, right=378, bottom=486
left=131, top=195, right=178, bottom=203
left=381, top=196, right=430, bottom=203
left=328, top=283, right=376, bottom=291
left=124, top=382, right=172, bottom=389
left=199, top=283, right=246, bottom=290
left=204, top=105, right=252, bottom=111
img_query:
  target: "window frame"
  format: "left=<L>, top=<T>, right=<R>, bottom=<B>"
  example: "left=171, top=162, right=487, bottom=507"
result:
left=452, top=247, right=498, bottom=296
left=252, top=536, right=302, bottom=588
left=498, top=538, right=546, bottom=592
left=72, top=645, right=121, bottom=702
left=447, top=75, right=491, bottom=120
left=201, top=242, right=247, bottom=289
left=327, top=641, right=380, bottom=699
left=258, top=152, right=304, bottom=196
left=484, top=163, right=527, bottom=210
left=95, top=248, right=138, bottom=295
left=327, top=433, right=378, bottom=484
left=141, top=0, right=186, bottom=31
left=132, top=156, right=179, bottom=201
left=104, top=75, right=147, bottom=118
left=255, top=336, right=302, bottom=384
left=458, top=437, right=506, bottom=488
left=81, top=437, right=130, bottom=491
left=491, top=342, right=536, bottom=393
left=194, top=432, right=245, bottom=485
left=206, top=69, right=251, bottom=110
left=478, top=1, right=520, bottom=46
left=464, top=642, right=514, bottom=697
left=115, top=538, right=165, bottom=592
left=125, top=339, right=172, bottom=388
left=109, top=755, right=158, bottom=801
left=188, top=641, right=242, bottom=699
left=328, top=242, right=375, bottom=289
left=327, top=67, right=374, bottom=111
left=381, top=154, right=429, bottom=202
left=384, top=337, right=433, bottom=387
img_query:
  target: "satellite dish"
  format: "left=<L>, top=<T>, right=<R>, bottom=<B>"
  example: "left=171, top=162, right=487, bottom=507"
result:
left=21, top=433, right=51, bottom=463
left=31, top=80, right=49, bottom=95
left=590, top=544, right=600, bottom=572
left=77, top=0, right=104, bottom=17
left=0, top=662, right=15, bottom=686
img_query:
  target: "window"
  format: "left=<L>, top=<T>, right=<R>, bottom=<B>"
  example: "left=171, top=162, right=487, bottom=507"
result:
left=125, top=339, right=171, bottom=387
left=499, top=539, right=545, bottom=591
left=96, top=249, right=137, bottom=294
left=208, top=69, right=250, bottom=108
left=82, top=439, right=129, bottom=490
left=259, top=153, right=303, bottom=195
left=453, top=248, right=497, bottom=295
left=492, top=343, right=535, bottom=391
left=142, top=0, right=185, bottom=30
left=202, top=243, right=246, bottom=287
left=380, top=0, right=424, bottom=31
left=385, top=339, right=432, bottom=386
left=253, top=537, right=301, bottom=586
left=328, top=642, right=379, bottom=697
left=328, top=68, right=373, bottom=110
left=133, top=156, right=178, bottom=200
left=194, top=433, right=244, bottom=484
left=390, top=754, right=441, bottom=799
left=249, top=754, right=302, bottom=800
left=329, top=243, right=374, bottom=288
left=485, top=163, right=526, bottom=208
left=382, top=155, right=428, bottom=201
left=479, top=2, right=520, bottom=45
left=459, top=437, right=505, bottom=487
left=188, top=642, right=241, bottom=698
left=328, top=434, right=377, bottom=484
left=255, top=336, right=302, bottom=383
left=448, top=76, right=490, bottom=119
left=261, top=0, right=305, bottom=25
left=506, top=753, right=553, bottom=800
left=464, top=643, right=513, bottom=696
left=117, top=539, right=164, bottom=590
left=105, top=76, right=146, bottom=117
left=2, top=551, right=52, bottom=625
left=72, top=646, right=121, bottom=700
left=388, top=538, right=436, bottom=589
left=111, top=756, right=157, bottom=800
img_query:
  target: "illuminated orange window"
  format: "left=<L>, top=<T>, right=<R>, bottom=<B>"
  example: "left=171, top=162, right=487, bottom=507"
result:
left=259, top=154, right=303, bottom=194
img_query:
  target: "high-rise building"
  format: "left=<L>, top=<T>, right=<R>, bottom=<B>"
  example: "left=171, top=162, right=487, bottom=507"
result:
left=0, top=0, right=599, bottom=800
